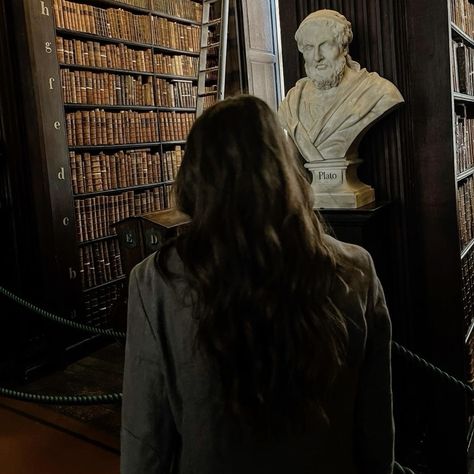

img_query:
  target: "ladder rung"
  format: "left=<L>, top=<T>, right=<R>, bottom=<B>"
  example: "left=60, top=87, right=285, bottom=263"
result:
left=203, top=19, right=221, bottom=27
left=198, top=91, right=218, bottom=96
left=204, top=42, right=220, bottom=49
left=200, top=66, right=219, bottom=73
left=204, top=0, right=220, bottom=4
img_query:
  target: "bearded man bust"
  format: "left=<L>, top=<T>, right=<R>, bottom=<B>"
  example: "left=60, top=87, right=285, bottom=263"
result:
left=278, top=10, right=404, bottom=208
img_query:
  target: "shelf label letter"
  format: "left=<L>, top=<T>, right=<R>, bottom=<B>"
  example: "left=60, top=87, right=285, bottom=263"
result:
left=54, top=121, right=61, bottom=130
left=63, top=217, right=70, bottom=226
left=69, top=267, right=77, bottom=280
left=57, top=167, right=65, bottom=180
left=45, top=42, right=52, bottom=54
left=40, top=1, right=50, bottom=16
left=49, top=77, right=55, bottom=90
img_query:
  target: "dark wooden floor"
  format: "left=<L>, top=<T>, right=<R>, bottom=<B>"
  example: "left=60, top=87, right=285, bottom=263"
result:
left=3, top=341, right=474, bottom=474
left=0, top=399, right=119, bottom=474
left=17, top=342, right=124, bottom=439
left=0, top=342, right=123, bottom=473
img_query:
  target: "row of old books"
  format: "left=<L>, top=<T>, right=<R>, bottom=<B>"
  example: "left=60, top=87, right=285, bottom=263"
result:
left=60, top=69, right=155, bottom=106
left=458, top=175, right=474, bottom=249
left=452, top=40, right=474, bottom=95
left=462, top=247, right=474, bottom=329
left=53, top=0, right=152, bottom=44
left=56, top=37, right=199, bottom=77
left=151, top=17, right=200, bottom=52
left=155, top=78, right=197, bottom=108
left=83, top=281, right=124, bottom=325
left=56, top=37, right=153, bottom=72
left=202, top=95, right=217, bottom=110
left=207, top=28, right=220, bottom=46
left=153, top=52, right=198, bottom=77
left=158, top=112, right=194, bottom=142
left=74, top=185, right=173, bottom=242
left=70, top=147, right=183, bottom=194
left=63, top=0, right=203, bottom=23
left=66, top=109, right=161, bottom=146
left=451, top=0, right=474, bottom=38
left=455, top=108, right=474, bottom=174
left=79, top=239, right=124, bottom=289
left=151, top=0, right=203, bottom=22
left=53, top=0, right=200, bottom=53
left=66, top=110, right=193, bottom=145
left=61, top=69, right=198, bottom=108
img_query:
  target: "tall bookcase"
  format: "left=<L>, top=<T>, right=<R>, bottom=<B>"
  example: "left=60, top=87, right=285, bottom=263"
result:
left=0, top=0, right=234, bottom=361
left=449, top=0, right=474, bottom=451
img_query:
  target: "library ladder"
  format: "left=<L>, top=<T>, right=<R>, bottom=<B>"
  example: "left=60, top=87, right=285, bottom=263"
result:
left=196, top=0, right=230, bottom=116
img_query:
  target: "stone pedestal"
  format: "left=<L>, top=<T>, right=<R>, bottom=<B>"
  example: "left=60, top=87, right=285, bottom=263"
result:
left=304, top=158, right=375, bottom=209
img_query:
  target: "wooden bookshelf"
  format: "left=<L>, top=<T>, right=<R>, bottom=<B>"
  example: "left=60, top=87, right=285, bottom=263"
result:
left=3, top=0, right=206, bottom=334
left=450, top=0, right=474, bottom=462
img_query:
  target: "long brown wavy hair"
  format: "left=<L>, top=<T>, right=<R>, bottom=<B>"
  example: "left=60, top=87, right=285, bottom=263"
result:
left=159, top=95, right=347, bottom=433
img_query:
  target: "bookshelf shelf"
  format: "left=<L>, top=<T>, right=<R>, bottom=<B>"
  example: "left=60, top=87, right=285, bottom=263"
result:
left=451, top=21, right=474, bottom=47
left=150, top=10, right=201, bottom=26
left=64, top=104, right=196, bottom=112
left=56, top=28, right=200, bottom=56
left=58, top=63, right=154, bottom=76
left=156, top=73, right=198, bottom=81
left=85, top=0, right=202, bottom=25
left=89, top=0, right=150, bottom=14
left=69, top=141, right=186, bottom=151
left=461, top=237, right=474, bottom=260
left=74, top=180, right=174, bottom=198
left=82, top=275, right=126, bottom=294
left=56, top=27, right=154, bottom=49
left=58, top=62, right=199, bottom=83
left=78, top=234, right=118, bottom=246
left=70, top=142, right=161, bottom=151
left=161, top=140, right=187, bottom=146
left=453, top=92, right=474, bottom=103
left=86, top=0, right=151, bottom=15
left=64, top=103, right=156, bottom=111
left=456, top=167, right=474, bottom=181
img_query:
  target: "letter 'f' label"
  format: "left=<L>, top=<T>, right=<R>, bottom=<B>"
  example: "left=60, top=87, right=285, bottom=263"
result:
left=49, top=77, right=55, bottom=90
left=40, top=1, right=50, bottom=16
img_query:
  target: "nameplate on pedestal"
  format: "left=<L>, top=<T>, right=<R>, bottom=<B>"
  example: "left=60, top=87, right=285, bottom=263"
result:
left=305, top=159, right=375, bottom=209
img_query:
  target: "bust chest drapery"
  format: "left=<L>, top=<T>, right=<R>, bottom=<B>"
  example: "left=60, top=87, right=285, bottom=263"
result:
left=278, top=70, right=403, bottom=162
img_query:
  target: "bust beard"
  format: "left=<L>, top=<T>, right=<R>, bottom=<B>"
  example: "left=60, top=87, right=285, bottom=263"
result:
left=305, top=56, right=347, bottom=90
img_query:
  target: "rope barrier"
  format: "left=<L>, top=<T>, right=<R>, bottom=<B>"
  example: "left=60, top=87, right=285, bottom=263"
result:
left=0, top=386, right=121, bottom=405
left=0, top=286, right=126, bottom=339
left=392, top=341, right=474, bottom=395
left=0, top=284, right=472, bottom=414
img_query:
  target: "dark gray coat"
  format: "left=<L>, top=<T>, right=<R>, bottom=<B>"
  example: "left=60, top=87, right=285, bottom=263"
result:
left=121, top=235, right=394, bottom=474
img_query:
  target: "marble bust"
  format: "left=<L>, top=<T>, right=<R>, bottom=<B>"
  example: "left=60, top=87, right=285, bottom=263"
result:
left=278, top=9, right=404, bottom=208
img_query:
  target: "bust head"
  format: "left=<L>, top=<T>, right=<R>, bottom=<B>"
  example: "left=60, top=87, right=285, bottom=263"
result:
left=295, top=10, right=354, bottom=90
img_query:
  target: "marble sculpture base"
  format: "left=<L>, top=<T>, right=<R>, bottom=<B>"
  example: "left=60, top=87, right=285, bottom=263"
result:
left=304, top=158, right=375, bottom=209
